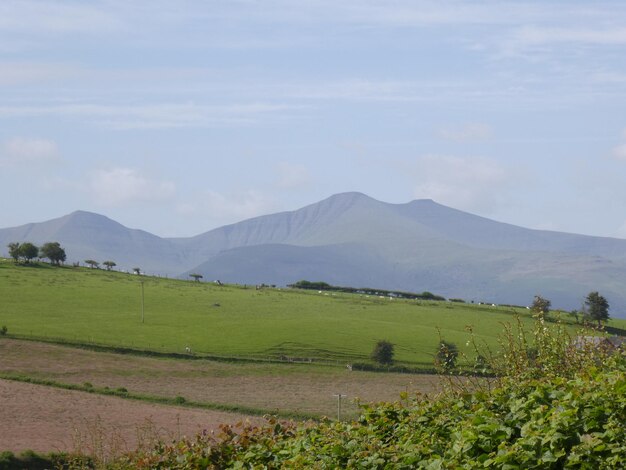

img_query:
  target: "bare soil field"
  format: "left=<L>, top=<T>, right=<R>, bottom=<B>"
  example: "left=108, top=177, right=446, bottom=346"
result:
left=0, top=339, right=444, bottom=418
left=0, top=378, right=261, bottom=455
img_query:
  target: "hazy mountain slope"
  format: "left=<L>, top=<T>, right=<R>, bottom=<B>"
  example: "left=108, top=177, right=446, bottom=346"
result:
left=0, top=211, right=184, bottom=274
left=394, top=199, right=626, bottom=259
left=184, top=243, right=395, bottom=288
left=184, top=237, right=626, bottom=313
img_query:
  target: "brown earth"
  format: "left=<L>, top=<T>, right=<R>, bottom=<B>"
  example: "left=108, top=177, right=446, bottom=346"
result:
left=0, top=339, right=445, bottom=418
left=0, top=338, right=452, bottom=455
left=0, top=378, right=262, bottom=455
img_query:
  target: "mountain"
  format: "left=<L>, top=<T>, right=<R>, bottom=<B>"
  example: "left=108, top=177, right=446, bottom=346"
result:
left=2, top=192, right=626, bottom=316
left=0, top=211, right=186, bottom=275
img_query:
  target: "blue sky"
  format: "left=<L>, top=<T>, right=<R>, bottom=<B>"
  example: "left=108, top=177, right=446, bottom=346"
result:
left=1, top=1, right=626, bottom=238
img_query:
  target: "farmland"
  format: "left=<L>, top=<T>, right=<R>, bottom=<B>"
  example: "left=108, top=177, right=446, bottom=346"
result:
left=0, top=259, right=594, bottom=366
left=1, top=258, right=625, bottom=460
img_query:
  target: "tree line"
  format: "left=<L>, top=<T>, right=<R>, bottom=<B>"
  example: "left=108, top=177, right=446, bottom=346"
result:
left=7, top=241, right=66, bottom=265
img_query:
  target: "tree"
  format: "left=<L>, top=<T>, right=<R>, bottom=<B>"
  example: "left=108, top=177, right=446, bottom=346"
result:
left=531, top=295, right=551, bottom=318
left=7, top=242, right=20, bottom=262
left=435, top=340, right=458, bottom=372
left=189, top=273, right=203, bottom=282
left=133, top=267, right=141, bottom=275
left=103, top=261, right=116, bottom=271
left=585, top=291, right=609, bottom=328
left=84, top=259, right=99, bottom=269
left=371, top=340, right=394, bottom=366
left=40, top=242, right=66, bottom=266
left=19, top=242, right=39, bottom=263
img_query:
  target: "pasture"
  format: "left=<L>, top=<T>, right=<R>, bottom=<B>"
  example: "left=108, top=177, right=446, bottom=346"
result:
left=2, top=259, right=624, bottom=366
left=0, top=259, right=557, bottom=366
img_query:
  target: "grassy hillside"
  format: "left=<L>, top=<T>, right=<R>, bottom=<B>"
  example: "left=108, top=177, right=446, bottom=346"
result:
left=1, top=259, right=622, bottom=367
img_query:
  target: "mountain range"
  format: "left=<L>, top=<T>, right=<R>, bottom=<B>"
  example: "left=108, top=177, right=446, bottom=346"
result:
left=2, top=192, right=625, bottom=316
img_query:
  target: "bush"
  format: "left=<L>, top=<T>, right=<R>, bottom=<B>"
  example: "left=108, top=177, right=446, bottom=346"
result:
left=370, top=340, right=394, bottom=365
left=0, top=326, right=6, bottom=336
left=435, top=340, right=458, bottom=372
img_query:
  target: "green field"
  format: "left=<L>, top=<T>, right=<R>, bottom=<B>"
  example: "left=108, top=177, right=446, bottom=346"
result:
left=1, top=259, right=623, bottom=367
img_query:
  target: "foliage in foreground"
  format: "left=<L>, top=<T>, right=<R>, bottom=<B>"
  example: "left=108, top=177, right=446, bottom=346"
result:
left=115, top=315, right=626, bottom=469
left=115, top=363, right=625, bottom=469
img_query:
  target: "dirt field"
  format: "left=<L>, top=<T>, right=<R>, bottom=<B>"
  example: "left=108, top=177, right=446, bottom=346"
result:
left=0, top=378, right=262, bottom=455
left=0, top=339, right=445, bottom=418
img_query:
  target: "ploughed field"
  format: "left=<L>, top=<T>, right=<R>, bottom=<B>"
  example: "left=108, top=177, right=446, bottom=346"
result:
left=0, top=378, right=261, bottom=455
left=0, top=339, right=445, bottom=454
left=0, top=339, right=443, bottom=420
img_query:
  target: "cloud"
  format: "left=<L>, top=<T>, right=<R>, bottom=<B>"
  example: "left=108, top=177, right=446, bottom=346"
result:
left=177, top=189, right=277, bottom=224
left=275, top=162, right=312, bottom=189
left=513, top=26, right=626, bottom=47
left=90, top=168, right=175, bottom=206
left=0, top=62, right=82, bottom=86
left=410, top=155, right=513, bottom=213
left=437, top=123, right=493, bottom=142
left=0, top=102, right=300, bottom=129
left=0, top=137, right=60, bottom=166
left=613, top=143, right=626, bottom=161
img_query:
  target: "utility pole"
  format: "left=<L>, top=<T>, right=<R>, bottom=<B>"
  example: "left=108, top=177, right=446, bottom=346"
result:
left=333, top=393, right=346, bottom=421
left=140, top=280, right=145, bottom=323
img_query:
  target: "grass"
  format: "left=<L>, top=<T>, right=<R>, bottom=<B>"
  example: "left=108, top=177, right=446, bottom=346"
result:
left=0, top=259, right=622, bottom=366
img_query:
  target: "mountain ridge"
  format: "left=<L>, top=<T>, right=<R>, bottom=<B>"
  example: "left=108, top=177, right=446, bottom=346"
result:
left=1, top=192, right=625, bottom=316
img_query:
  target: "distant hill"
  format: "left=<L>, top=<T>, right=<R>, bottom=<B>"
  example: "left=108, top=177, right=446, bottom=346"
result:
left=2, top=192, right=626, bottom=316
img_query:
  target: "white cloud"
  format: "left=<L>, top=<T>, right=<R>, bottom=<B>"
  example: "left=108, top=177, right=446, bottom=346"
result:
left=0, top=137, right=59, bottom=166
left=410, top=155, right=513, bottom=213
left=0, top=102, right=300, bottom=129
left=514, top=26, right=626, bottom=47
left=613, top=143, right=626, bottom=161
left=0, top=62, right=82, bottom=86
left=438, top=123, right=493, bottom=142
left=275, top=162, right=312, bottom=189
left=177, top=189, right=277, bottom=224
left=90, top=168, right=175, bottom=206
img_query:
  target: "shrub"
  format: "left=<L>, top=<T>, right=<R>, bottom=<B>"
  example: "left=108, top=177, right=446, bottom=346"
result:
left=370, top=340, right=394, bottom=365
left=0, top=325, right=7, bottom=336
left=174, top=395, right=186, bottom=404
left=435, top=340, right=458, bottom=372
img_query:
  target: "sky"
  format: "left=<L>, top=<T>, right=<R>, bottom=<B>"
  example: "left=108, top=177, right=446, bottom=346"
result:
left=1, top=1, right=626, bottom=238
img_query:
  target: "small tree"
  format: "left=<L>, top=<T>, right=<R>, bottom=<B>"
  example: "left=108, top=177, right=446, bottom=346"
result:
left=84, top=259, right=99, bottom=269
left=8, top=242, right=20, bottom=262
left=585, top=291, right=609, bottom=329
left=133, top=267, right=141, bottom=275
left=371, top=340, right=394, bottom=366
left=531, top=295, right=551, bottom=318
left=40, top=242, right=66, bottom=266
left=189, top=273, right=203, bottom=282
left=435, top=340, right=458, bottom=372
left=19, top=242, right=39, bottom=263
left=103, top=261, right=116, bottom=271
